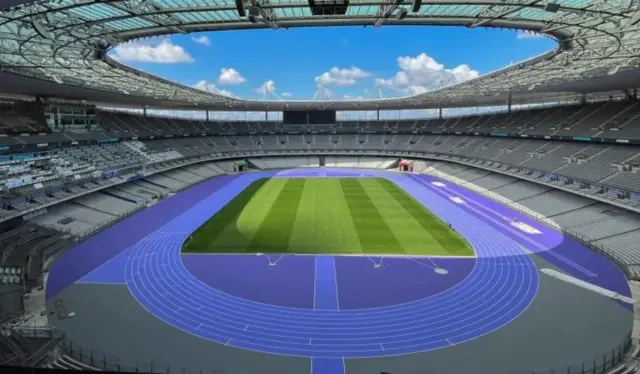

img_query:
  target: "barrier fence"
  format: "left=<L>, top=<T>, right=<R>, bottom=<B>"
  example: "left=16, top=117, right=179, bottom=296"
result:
left=61, top=338, right=234, bottom=374
left=56, top=335, right=635, bottom=374
left=513, top=337, right=634, bottom=374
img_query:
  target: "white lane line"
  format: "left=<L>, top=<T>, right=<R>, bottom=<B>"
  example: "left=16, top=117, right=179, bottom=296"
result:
left=332, top=256, right=340, bottom=310
left=540, top=268, right=635, bottom=304
left=182, top=252, right=475, bottom=259
left=408, top=257, right=436, bottom=270
left=421, top=179, right=598, bottom=277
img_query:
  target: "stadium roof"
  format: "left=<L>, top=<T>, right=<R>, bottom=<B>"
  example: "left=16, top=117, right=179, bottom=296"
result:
left=1, top=0, right=640, bottom=111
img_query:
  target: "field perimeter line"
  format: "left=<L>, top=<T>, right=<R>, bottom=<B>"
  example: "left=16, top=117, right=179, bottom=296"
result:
left=181, top=252, right=477, bottom=259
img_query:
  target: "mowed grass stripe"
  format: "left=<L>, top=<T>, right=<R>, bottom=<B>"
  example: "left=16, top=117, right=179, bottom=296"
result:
left=377, top=178, right=474, bottom=255
left=339, top=178, right=401, bottom=254
left=184, top=177, right=474, bottom=257
left=320, top=180, right=363, bottom=253
left=288, top=179, right=319, bottom=253
left=359, top=179, right=443, bottom=255
left=182, top=178, right=270, bottom=253
left=208, top=178, right=286, bottom=252
left=289, top=179, right=362, bottom=253
left=247, top=179, right=306, bottom=252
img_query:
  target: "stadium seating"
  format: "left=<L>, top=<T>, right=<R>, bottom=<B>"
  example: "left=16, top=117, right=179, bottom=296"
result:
left=1, top=99, right=640, bottom=294
left=2, top=129, right=639, bottom=222
left=90, top=100, right=637, bottom=139
left=249, top=157, right=319, bottom=169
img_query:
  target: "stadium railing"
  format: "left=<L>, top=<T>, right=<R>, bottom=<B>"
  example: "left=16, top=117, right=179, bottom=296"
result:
left=60, top=338, right=234, bottom=374
left=57, top=335, right=634, bottom=374
left=0, top=323, right=65, bottom=367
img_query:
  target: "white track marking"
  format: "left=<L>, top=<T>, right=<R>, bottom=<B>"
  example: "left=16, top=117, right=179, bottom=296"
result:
left=182, top=252, right=475, bottom=259
left=540, top=268, right=635, bottom=304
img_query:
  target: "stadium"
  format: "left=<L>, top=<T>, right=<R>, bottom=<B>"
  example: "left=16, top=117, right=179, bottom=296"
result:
left=1, top=0, right=640, bottom=374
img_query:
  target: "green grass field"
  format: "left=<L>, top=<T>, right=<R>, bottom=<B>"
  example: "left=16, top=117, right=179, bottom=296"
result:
left=182, top=178, right=474, bottom=256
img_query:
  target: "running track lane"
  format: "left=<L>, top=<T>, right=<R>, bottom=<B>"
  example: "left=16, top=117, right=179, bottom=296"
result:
left=122, top=170, right=539, bottom=358
left=312, top=256, right=345, bottom=374
left=405, top=173, right=630, bottom=299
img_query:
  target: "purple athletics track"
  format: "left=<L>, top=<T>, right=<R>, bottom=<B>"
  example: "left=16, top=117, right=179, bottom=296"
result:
left=407, top=173, right=630, bottom=300
left=182, top=254, right=475, bottom=309
left=334, top=256, right=475, bottom=309
left=46, top=174, right=239, bottom=300
left=312, top=256, right=344, bottom=374
left=121, top=169, right=538, bottom=358
left=48, top=167, right=629, bottom=365
left=181, top=254, right=316, bottom=309
left=53, top=167, right=628, bottom=309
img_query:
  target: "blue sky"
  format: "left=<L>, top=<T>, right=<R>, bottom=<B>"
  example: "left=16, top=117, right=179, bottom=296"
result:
left=111, top=26, right=555, bottom=100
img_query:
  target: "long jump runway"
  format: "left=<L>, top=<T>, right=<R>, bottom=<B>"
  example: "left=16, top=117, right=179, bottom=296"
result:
left=47, top=168, right=632, bottom=373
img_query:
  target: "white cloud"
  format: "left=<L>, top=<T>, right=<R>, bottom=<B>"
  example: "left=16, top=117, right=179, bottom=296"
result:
left=315, top=67, right=371, bottom=87
left=111, top=39, right=193, bottom=64
left=192, top=80, right=237, bottom=98
left=516, top=31, right=544, bottom=40
left=376, top=53, right=479, bottom=96
left=407, top=85, right=429, bottom=95
left=218, top=68, right=246, bottom=85
left=192, top=35, right=211, bottom=46
left=343, top=95, right=364, bottom=100
left=281, top=92, right=292, bottom=97
left=255, top=80, right=276, bottom=95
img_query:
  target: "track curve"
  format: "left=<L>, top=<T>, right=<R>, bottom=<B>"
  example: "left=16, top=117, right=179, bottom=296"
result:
left=122, top=170, right=539, bottom=358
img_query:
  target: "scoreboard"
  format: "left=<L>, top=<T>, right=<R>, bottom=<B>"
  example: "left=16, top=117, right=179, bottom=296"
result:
left=283, top=110, right=336, bottom=125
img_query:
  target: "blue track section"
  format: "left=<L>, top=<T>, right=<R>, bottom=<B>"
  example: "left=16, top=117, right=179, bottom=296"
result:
left=314, top=256, right=340, bottom=310
left=50, top=167, right=633, bottom=370
left=312, top=358, right=345, bottom=374
left=116, top=170, right=539, bottom=358
left=313, top=256, right=344, bottom=374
